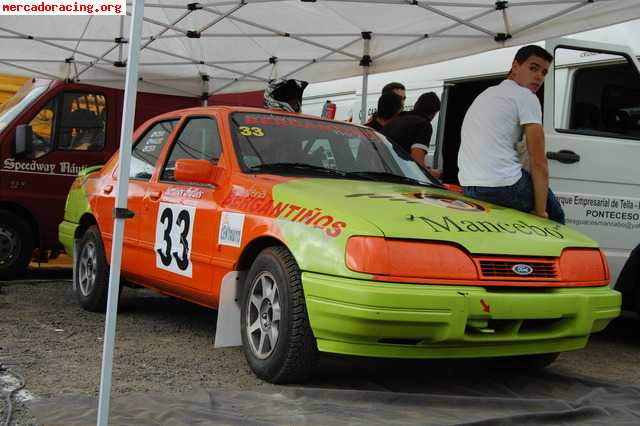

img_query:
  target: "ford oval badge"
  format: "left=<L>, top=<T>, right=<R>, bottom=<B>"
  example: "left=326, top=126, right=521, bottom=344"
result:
left=512, top=264, right=534, bottom=276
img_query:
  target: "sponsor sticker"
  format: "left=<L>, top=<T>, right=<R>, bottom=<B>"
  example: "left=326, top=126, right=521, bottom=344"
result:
left=219, top=212, right=245, bottom=248
left=558, top=193, right=640, bottom=231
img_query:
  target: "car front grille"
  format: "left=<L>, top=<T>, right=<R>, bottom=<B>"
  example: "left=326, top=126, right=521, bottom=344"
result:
left=477, top=259, right=559, bottom=280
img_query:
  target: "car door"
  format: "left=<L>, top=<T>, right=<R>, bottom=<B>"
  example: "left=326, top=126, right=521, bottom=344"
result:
left=544, top=37, right=640, bottom=282
left=97, top=118, right=179, bottom=275
left=138, top=115, right=226, bottom=304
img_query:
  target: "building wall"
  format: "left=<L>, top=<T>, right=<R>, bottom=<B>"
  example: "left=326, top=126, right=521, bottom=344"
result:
left=0, top=74, right=29, bottom=104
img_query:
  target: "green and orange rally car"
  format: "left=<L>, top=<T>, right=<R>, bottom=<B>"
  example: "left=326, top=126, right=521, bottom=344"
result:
left=59, top=106, right=620, bottom=383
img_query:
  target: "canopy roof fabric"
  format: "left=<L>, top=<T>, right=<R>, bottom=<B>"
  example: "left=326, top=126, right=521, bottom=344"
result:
left=1, top=0, right=638, bottom=96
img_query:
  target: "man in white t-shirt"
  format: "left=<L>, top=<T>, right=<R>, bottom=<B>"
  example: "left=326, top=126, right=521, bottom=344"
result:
left=457, top=45, right=565, bottom=223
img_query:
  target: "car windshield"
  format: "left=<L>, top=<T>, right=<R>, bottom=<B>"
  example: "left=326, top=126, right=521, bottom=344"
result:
left=230, top=112, right=440, bottom=187
left=0, top=82, right=48, bottom=132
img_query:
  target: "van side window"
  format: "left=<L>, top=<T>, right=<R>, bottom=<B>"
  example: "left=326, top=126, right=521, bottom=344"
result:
left=58, top=92, right=107, bottom=151
left=130, top=120, right=178, bottom=180
left=160, top=117, right=222, bottom=182
left=555, top=48, right=640, bottom=139
left=27, top=99, right=56, bottom=159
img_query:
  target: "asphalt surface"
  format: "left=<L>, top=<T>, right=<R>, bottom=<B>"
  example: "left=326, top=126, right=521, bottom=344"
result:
left=1, top=266, right=639, bottom=425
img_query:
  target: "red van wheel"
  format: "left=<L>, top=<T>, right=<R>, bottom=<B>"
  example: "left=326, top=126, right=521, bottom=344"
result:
left=0, top=210, right=33, bottom=280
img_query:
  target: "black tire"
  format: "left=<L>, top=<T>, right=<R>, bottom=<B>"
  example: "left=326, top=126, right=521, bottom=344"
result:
left=75, top=225, right=109, bottom=312
left=503, top=352, right=560, bottom=370
left=0, top=210, right=34, bottom=280
left=240, top=246, right=318, bottom=383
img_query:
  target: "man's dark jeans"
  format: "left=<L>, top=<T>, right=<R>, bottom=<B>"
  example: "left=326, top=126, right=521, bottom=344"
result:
left=462, top=169, right=565, bottom=224
left=616, top=243, right=640, bottom=311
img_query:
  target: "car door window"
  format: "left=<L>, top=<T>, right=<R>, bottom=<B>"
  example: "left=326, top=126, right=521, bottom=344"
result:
left=27, top=98, right=56, bottom=159
left=160, top=117, right=222, bottom=182
left=130, top=120, right=178, bottom=180
left=58, top=92, right=107, bottom=151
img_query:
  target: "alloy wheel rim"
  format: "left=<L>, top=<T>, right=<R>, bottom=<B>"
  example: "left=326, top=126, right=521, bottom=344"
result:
left=246, top=271, right=281, bottom=359
left=78, top=241, right=97, bottom=296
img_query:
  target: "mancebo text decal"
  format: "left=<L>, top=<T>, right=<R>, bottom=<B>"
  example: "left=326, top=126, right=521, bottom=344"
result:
left=418, top=215, right=564, bottom=239
left=223, top=187, right=347, bottom=238
left=345, top=192, right=564, bottom=239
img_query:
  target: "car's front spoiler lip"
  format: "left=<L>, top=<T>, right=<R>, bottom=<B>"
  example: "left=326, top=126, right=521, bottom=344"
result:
left=302, top=271, right=620, bottom=359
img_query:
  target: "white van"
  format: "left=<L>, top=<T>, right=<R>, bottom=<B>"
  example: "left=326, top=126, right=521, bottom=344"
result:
left=302, top=33, right=640, bottom=313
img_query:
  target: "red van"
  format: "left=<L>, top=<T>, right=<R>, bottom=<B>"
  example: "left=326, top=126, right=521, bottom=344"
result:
left=0, top=79, right=200, bottom=278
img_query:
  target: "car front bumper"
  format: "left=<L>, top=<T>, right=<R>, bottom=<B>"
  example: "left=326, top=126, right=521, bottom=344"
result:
left=302, top=272, right=620, bottom=359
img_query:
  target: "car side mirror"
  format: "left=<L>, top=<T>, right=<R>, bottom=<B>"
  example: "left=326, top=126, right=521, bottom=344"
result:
left=14, top=124, right=32, bottom=156
left=174, top=159, right=225, bottom=186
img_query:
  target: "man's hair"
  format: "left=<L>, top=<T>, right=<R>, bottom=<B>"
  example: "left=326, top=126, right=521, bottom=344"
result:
left=514, top=45, right=553, bottom=64
left=376, top=92, right=403, bottom=120
left=413, top=92, right=440, bottom=118
left=382, top=82, right=406, bottom=95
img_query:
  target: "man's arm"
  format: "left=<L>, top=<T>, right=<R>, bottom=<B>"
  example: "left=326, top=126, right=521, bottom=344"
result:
left=410, top=147, right=426, bottom=165
left=525, top=123, right=549, bottom=218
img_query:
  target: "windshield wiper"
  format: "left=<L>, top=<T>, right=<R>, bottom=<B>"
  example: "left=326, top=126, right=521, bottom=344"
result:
left=248, top=162, right=351, bottom=177
left=344, top=171, right=441, bottom=187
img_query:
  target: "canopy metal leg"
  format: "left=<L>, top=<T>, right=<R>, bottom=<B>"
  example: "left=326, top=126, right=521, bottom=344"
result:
left=96, top=0, right=144, bottom=424
left=360, top=32, right=371, bottom=124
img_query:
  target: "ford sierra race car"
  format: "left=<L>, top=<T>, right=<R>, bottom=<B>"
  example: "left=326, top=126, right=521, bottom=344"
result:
left=59, top=106, right=621, bottom=383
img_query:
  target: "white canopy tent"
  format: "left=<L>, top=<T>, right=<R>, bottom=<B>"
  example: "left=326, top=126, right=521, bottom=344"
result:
left=0, top=0, right=639, bottom=97
left=1, top=1, right=639, bottom=424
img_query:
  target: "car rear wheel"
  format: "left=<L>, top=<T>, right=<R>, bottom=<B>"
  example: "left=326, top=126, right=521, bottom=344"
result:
left=75, top=225, right=110, bottom=312
left=0, top=210, right=33, bottom=280
left=240, top=246, right=318, bottom=383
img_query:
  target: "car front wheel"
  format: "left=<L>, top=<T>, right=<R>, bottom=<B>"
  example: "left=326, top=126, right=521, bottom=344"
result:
left=240, top=246, right=318, bottom=383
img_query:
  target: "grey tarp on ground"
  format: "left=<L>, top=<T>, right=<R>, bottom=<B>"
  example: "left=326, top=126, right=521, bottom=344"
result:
left=29, top=369, right=640, bottom=425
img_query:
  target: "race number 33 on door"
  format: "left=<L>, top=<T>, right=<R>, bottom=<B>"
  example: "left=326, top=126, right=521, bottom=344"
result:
left=154, top=202, right=196, bottom=277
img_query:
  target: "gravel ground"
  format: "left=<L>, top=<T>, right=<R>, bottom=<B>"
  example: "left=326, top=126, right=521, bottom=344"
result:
left=1, top=267, right=639, bottom=425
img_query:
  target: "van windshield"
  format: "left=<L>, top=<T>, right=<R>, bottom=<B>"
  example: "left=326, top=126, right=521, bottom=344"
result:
left=0, top=83, right=48, bottom=132
left=230, top=112, right=441, bottom=187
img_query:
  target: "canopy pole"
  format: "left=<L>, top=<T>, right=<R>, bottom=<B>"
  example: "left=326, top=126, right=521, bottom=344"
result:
left=201, top=74, right=210, bottom=106
left=359, top=32, right=371, bottom=124
left=97, top=0, right=144, bottom=425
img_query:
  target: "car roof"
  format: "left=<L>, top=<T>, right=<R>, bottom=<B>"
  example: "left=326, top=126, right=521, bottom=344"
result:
left=149, top=105, right=366, bottom=128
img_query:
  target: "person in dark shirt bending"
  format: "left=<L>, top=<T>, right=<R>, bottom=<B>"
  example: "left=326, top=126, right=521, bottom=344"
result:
left=383, top=92, right=440, bottom=175
left=365, top=92, right=403, bottom=132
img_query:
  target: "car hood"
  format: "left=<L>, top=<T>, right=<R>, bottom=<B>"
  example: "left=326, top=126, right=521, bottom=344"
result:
left=271, top=178, right=597, bottom=257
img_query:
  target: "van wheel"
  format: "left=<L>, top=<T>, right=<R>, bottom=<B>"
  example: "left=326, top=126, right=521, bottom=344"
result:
left=0, top=211, right=33, bottom=280
left=240, top=246, right=318, bottom=383
left=75, top=225, right=109, bottom=312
